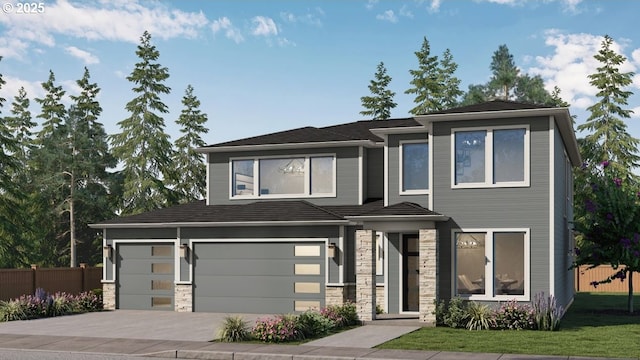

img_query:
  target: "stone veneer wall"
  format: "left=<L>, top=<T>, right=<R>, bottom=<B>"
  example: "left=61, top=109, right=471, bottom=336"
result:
left=175, top=283, right=193, bottom=312
left=356, top=229, right=376, bottom=321
left=418, top=228, right=437, bottom=325
left=102, top=282, right=116, bottom=310
left=325, top=284, right=356, bottom=306
left=376, top=285, right=385, bottom=312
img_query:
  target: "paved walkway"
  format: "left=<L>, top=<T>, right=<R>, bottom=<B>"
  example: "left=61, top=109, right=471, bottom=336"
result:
left=0, top=311, right=632, bottom=359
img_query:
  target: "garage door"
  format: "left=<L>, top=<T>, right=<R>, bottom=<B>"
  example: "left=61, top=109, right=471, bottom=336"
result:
left=193, top=242, right=325, bottom=314
left=117, top=243, right=175, bottom=310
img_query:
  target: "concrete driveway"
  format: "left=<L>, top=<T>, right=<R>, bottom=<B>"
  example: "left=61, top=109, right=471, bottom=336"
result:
left=0, top=310, right=268, bottom=342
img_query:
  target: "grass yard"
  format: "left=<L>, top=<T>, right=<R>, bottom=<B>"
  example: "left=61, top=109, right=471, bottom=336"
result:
left=378, top=293, right=640, bottom=359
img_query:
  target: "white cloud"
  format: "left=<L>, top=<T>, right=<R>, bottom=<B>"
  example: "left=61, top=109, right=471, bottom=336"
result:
left=631, top=106, right=640, bottom=119
left=399, top=5, right=414, bottom=18
left=632, top=49, right=640, bottom=66
left=65, top=46, right=99, bottom=64
left=427, top=0, right=442, bottom=13
left=0, top=0, right=209, bottom=59
left=277, top=37, right=296, bottom=47
left=366, top=0, right=379, bottom=10
left=280, top=9, right=324, bottom=27
left=0, top=37, right=30, bottom=59
left=561, top=0, right=583, bottom=13
left=376, top=10, right=398, bottom=23
left=0, top=75, right=45, bottom=104
left=527, top=31, right=638, bottom=111
left=211, top=17, right=244, bottom=43
left=251, top=16, right=278, bottom=37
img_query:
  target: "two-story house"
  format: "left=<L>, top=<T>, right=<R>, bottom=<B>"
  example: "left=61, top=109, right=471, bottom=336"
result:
left=92, top=100, right=581, bottom=324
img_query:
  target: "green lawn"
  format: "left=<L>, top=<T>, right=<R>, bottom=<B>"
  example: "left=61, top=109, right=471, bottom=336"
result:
left=378, top=293, right=640, bottom=359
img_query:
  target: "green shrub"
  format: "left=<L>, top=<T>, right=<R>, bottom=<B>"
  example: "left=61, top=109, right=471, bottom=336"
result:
left=443, top=297, right=468, bottom=328
left=321, top=301, right=359, bottom=326
left=433, top=299, right=447, bottom=326
left=0, top=299, right=27, bottom=322
left=252, top=314, right=302, bottom=343
left=465, top=302, right=494, bottom=330
left=493, top=300, right=534, bottom=330
left=532, top=292, right=562, bottom=331
left=376, top=303, right=384, bottom=314
left=298, top=310, right=336, bottom=338
left=218, top=315, right=251, bottom=342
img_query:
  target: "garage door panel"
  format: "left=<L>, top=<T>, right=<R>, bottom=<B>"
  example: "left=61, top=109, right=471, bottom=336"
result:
left=117, top=243, right=174, bottom=311
left=195, top=259, right=314, bottom=276
left=193, top=242, right=324, bottom=314
left=195, top=242, right=305, bottom=259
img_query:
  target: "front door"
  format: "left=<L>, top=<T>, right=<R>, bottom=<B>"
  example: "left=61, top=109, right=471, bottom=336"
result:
left=402, top=234, right=419, bottom=312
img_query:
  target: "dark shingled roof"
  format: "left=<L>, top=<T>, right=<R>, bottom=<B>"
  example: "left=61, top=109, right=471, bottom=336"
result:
left=93, top=199, right=445, bottom=227
left=204, top=118, right=421, bottom=148
left=425, top=100, right=553, bottom=115
left=96, top=200, right=345, bottom=225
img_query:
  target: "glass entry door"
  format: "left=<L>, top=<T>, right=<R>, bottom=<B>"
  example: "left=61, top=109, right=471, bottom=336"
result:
left=402, top=235, right=419, bottom=312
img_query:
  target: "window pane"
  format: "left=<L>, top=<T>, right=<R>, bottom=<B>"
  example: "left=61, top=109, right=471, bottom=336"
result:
left=259, top=158, right=305, bottom=195
left=402, top=143, right=429, bottom=191
left=455, top=233, right=486, bottom=295
left=494, top=232, right=525, bottom=296
left=310, top=156, right=334, bottom=194
left=232, top=160, right=254, bottom=196
left=494, top=129, right=525, bottom=183
left=455, top=131, right=486, bottom=184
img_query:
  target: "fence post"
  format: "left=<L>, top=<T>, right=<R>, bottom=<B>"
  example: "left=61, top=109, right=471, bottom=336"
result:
left=30, top=264, right=37, bottom=295
left=80, top=263, right=87, bottom=291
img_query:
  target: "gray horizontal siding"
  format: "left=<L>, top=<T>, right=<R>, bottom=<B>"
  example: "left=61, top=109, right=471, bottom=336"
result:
left=208, top=146, right=360, bottom=206
left=432, top=117, right=551, bottom=302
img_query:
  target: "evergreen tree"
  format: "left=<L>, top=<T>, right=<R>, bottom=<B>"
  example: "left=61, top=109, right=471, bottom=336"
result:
left=514, top=74, right=554, bottom=105
left=6, top=87, right=35, bottom=171
left=438, top=48, right=463, bottom=109
left=488, top=44, right=519, bottom=100
left=110, top=31, right=175, bottom=215
left=65, top=68, right=116, bottom=266
left=34, top=70, right=66, bottom=145
left=460, top=84, right=489, bottom=106
left=172, top=85, right=209, bottom=203
left=360, top=62, right=397, bottom=120
left=577, top=35, right=638, bottom=174
left=405, top=37, right=442, bottom=114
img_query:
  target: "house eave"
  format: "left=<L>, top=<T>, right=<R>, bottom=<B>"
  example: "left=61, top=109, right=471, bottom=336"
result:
left=345, top=215, right=449, bottom=222
left=89, top=220, right=353, bottom=229
left=369, top=126, right=429, bottom=136
left=413, top=107, right=582, bottom=166
left=196, top=140, right=377, bottom=153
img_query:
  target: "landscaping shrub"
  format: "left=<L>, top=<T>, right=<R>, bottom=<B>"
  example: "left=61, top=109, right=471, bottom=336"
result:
left=442, top=297, right=468, bottom=328
left=0, top=288, right=103, bottom=323
left=218, top=315, right=251, bottom=342
left=532, top=292, right=562, bottom=331
left=321, top=301, right=359, bottom=326
left=252, top=314, right=302, bottom=343
left=493, top=300, right=534, bottom=330
left=298, top=310, right=336, bottom=338
left=465, top=302, right=494, bottom=330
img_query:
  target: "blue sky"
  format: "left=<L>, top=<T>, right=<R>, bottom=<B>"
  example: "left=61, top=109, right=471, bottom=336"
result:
left=1, top=0, right=639, bottom=146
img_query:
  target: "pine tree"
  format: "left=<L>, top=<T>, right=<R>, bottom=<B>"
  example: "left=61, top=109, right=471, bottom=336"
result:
left=488, top=44, right=519, bottom=100
left=110, top=31, right=175, bottom=215
left=577, top=35, right=638, bottom=174
left=438, top=48, right=463, bottom=109
left=514, top=74, right=554, bottom=105
left=64, top=68, right=116, bottom=266
left=6, top=87, right=35, bottom=171
left=34, top=70, right=66, bottom=145
left=360, top=62, right=397, bottom=120
left=460, top=84, right=489, bottom=106
left=405, top=37, right=442, bottom=115
left=172, top=85, right=209, bottom=203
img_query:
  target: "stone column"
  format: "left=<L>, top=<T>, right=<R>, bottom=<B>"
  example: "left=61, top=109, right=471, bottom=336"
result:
left=102, top=282, right=116, bottom=310
left=419, top=228, right=438, bottom=325
left=356, top=229, right=376, bottom=322
left=174, top=283, right=193, bottom=312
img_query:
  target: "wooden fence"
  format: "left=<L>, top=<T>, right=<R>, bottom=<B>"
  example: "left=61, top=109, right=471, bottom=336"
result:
left=0, top=265, right=102, bottom=301
left=575, top=265, right=640, bottom=292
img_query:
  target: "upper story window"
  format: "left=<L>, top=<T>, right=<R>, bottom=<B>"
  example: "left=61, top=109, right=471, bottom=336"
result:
left=231, top=155, right=336, bottom=199
left=452, top=125, right=529, bottom=188
left=400, top=141, right=429, bottom=194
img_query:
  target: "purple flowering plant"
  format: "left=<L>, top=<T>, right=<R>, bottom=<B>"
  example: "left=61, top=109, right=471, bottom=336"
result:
left=573, top=160, right=640, bottom=313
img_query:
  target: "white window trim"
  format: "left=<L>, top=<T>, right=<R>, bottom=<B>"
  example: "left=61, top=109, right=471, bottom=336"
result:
left=451, top=125, right=530, bottom=189
left=375, top=231, right=385, bottom=276
left=229, top=153, right=337, bottom=199
left=399, top=140, right=430, bottom=195
left=451, top=228, right=531, bottom=302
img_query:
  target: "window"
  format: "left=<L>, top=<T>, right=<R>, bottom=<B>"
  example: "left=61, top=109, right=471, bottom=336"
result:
left=231, top=155, right=336, bottom=198
left=453, top=126, right=529, bottom=188
left=375, top=232, right=384, bottom=276
left=400, top=141, right=429, bottom=193
left=454, top=229, right=529, bottom=300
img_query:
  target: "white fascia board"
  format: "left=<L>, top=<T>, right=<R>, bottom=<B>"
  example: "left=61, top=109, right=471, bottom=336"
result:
left=414, top=107, right=581, bottom=166
left=369, top=126, right=428, bottom=136
left=345, top=215, right=449, bottom=222
left=89, top=220, right=352, bottom=229
left=196, top=140, right=376, bottom=153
